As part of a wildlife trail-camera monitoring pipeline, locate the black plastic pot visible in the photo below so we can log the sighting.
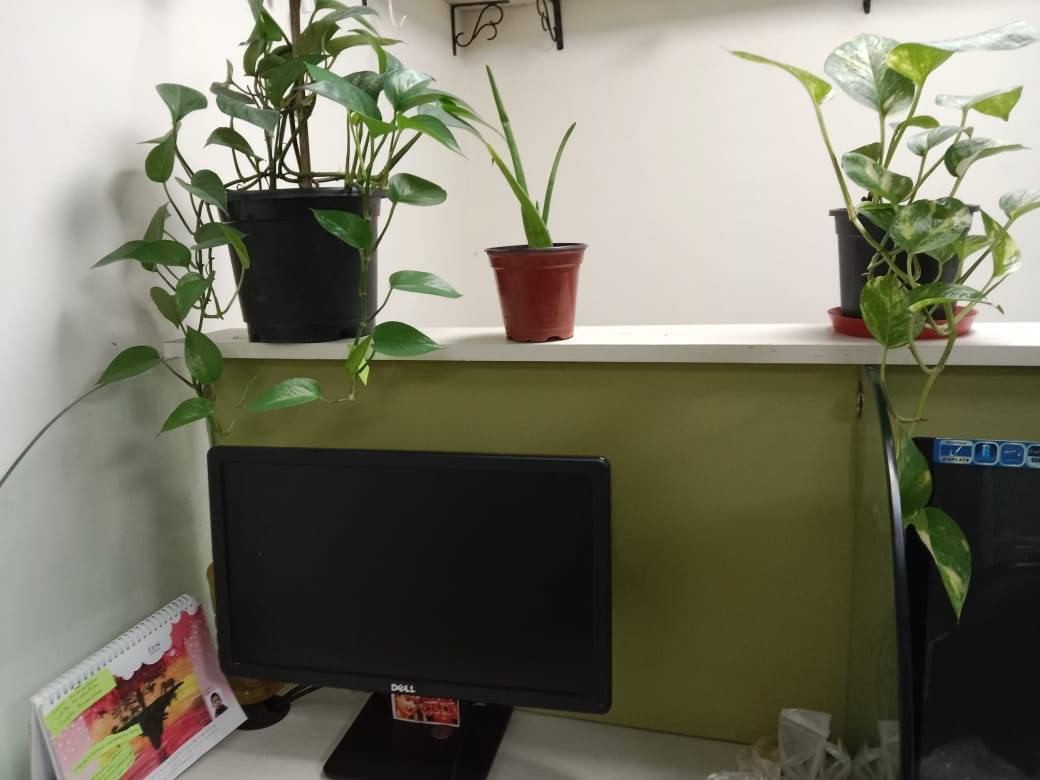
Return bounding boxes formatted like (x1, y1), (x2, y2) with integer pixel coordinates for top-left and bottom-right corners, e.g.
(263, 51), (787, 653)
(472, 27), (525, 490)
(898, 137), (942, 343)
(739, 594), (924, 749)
(226, 189), (380, 343)
(831, 208), (969, 318)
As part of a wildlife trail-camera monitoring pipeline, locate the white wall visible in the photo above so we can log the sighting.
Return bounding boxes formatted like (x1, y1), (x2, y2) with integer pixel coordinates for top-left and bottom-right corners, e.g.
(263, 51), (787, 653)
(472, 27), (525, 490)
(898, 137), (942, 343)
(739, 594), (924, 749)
(431, 0), (1040, 327)
(0, 1), (461, 773)
(0, 0), (463, 474)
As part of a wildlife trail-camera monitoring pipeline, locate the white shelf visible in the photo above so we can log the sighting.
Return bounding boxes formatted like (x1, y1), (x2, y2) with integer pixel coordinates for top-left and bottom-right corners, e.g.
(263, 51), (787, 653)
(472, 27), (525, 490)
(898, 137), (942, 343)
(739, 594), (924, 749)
(183, 688), (740, 779)
(164, 323), (1040, 367)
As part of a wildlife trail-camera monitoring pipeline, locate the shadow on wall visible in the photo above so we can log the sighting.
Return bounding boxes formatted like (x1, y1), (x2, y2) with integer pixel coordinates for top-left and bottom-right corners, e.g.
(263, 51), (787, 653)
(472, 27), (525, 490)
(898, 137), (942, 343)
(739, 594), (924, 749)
(0, 369), (212, 779)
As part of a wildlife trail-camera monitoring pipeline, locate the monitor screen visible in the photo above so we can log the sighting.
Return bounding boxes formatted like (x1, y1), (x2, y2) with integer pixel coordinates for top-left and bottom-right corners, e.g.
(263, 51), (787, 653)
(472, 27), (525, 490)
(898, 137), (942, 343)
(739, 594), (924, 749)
(208, 447), (612, 714)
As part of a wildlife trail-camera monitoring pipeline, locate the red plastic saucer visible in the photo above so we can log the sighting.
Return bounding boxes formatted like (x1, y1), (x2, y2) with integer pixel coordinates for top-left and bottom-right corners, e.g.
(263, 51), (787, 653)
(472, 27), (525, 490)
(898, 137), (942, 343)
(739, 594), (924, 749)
(828, 306), (976, 340)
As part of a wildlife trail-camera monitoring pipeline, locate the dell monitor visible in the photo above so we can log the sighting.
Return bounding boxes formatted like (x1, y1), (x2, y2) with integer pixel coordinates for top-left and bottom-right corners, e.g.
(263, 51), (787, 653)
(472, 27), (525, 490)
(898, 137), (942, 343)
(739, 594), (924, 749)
(208, 446), (612, 779)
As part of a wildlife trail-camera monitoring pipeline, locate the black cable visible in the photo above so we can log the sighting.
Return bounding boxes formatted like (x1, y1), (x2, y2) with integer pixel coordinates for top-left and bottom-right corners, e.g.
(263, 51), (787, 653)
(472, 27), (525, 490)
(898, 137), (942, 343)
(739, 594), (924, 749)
(274, 684), (322, 710)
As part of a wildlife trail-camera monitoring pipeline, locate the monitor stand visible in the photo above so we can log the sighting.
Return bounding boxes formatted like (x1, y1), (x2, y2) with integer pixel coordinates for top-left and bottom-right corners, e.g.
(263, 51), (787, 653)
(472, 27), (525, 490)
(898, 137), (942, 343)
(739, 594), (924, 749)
(323, 694), (513, 780)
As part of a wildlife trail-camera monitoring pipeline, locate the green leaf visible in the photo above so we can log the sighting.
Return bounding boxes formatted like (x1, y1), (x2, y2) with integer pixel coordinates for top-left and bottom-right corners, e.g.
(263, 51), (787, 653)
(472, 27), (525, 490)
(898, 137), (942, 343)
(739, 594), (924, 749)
(294, 19), (336, 57)
(890, 115), (940, 131)
(953, 234), (990, 261)
(266, 57), (322, 107)
(396, 113), (461, 154)
(372, 321), (442, 356)
(143, 205), (169, 242)
(184, 328), (223, 384)
(384, 68), (433, 110)
(145, 130), (176, 183)
(357, 114), (396, 138)
(156, 83), (207, 123)
(98, 346), (162, 385)
(150, 287), (183, 326)
(303, 63), (380, 119)
(906, 507), (972, 620)
(857, 203), (896, 232)
(176, 170), (227, 212)
(246, 0), (286, 41)
(849, 142), (883, 162)
(94, 240), (191, 268)
(160, 397), (215, 433)
(992, 233), (1022, 278)
(345, 336), (374, 377)
(345, 70), (386, 100)
(418, 103), (482, 139)
(194, 222), (250, 268)
(886, 43), (953, 85)
(327, 32), (399, 56)
(247, 378), (324, 412)
(389, 271), (461, 298)
(543, 122), (575, 224)
(175, 271), (211, 315)
(860, 274), (924, 348)
(216, 95), (279, 134)
(485, 142), (552, 248)
(242, 34), (266, 78)
(206, 127), (261, 159)
(210, 82), (255, 105)
(999, 188), (1040, 220)
(907, 125), (965, 157)
(930, 20), (1040, 52)
(944, 138), (1026, 177)
(889, 198), (972, 255)
(485, 65), (528, 194)
(936, 86), (1022, 121)
(895, 426), (932, 515)
(906, 282), (988, 312)
(981, 211), (1021, 277)
(730, 50), (832, 104)
(312, 209), (373, 250)
(824, 34), (914, 115)
(316, 2), (378, 32)
(387, 174), (447, 206)
(841, 152), (913, 202)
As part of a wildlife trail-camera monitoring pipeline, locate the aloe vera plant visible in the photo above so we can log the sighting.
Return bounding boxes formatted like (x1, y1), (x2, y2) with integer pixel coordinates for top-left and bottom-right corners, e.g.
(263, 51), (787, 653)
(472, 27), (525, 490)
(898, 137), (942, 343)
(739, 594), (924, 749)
(734, 20), (1040, 619)
(484, 66), (575, 248)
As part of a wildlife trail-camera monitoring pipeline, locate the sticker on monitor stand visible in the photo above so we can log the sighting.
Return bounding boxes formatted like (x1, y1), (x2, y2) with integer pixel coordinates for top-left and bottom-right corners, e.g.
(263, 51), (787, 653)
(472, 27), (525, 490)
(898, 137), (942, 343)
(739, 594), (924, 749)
(391, 694), (461, 728)
(934, 439), (1040, 469)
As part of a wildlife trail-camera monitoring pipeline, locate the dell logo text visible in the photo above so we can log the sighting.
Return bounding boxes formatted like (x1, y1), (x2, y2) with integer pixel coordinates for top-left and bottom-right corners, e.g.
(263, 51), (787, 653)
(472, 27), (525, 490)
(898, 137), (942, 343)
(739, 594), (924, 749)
(390, 683), (416, 694)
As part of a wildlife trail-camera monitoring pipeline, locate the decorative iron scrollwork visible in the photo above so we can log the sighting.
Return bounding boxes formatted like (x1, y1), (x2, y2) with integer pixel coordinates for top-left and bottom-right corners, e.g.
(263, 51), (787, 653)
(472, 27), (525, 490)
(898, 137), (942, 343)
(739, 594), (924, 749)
(536, 0), (564, 50)
(451, 2), (508, 56)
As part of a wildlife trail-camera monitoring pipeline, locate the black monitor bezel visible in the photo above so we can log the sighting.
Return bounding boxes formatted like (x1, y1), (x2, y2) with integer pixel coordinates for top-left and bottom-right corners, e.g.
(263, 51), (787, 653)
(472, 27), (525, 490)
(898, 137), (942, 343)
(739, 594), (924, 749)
(208, 445), (612, 714)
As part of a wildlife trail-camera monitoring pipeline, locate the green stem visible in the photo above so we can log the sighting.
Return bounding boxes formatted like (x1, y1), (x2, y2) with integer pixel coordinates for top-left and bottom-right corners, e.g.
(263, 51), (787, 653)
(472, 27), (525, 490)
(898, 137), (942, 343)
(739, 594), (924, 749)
(884, 86), (922, 168)
(162, 183), (194, 234)
(161, 360), (194, 389)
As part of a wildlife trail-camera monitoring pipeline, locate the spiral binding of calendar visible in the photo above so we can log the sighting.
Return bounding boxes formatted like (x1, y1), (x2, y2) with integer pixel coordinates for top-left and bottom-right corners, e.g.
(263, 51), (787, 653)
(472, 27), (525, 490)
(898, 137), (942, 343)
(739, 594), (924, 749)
(33, 594), (198, 709)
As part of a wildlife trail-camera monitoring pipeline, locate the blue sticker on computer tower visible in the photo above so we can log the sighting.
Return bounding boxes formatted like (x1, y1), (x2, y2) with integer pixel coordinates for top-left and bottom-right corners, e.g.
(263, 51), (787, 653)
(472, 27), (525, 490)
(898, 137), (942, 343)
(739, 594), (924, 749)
(934, 438), (1040, 469)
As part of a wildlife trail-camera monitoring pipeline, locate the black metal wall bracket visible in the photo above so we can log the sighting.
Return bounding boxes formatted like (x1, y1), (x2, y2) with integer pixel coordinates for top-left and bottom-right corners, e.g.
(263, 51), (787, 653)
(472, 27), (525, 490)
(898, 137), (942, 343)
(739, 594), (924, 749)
(450, 0), (564, 56)
(864, 0), (871, 13)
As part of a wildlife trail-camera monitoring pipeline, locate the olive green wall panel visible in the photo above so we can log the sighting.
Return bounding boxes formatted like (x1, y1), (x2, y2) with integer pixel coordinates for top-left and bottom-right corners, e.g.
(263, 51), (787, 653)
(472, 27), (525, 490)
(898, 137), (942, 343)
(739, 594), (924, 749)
(215, 360), (860, 744)
(212, 360), (1039, 744)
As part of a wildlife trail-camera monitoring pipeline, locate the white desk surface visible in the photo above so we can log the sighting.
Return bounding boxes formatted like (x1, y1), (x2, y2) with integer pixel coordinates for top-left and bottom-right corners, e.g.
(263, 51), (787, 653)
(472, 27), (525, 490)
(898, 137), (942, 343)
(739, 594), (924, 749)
(165, 323), (1040, 367)
(183, 689), (740, 779)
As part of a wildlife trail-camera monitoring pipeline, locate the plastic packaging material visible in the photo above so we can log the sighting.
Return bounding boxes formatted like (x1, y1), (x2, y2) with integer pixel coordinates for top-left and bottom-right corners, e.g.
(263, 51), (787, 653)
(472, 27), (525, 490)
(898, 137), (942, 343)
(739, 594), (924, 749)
(821, 740), (853, 780)
(709, 709), (852, 780)
(779, 709), (831, 779)
(850, 720), (901, 780)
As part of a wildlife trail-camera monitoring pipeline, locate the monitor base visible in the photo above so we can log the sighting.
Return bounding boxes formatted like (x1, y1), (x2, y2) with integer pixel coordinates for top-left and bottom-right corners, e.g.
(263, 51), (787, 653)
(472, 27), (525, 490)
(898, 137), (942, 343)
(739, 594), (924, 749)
(323, 694), (512, 780)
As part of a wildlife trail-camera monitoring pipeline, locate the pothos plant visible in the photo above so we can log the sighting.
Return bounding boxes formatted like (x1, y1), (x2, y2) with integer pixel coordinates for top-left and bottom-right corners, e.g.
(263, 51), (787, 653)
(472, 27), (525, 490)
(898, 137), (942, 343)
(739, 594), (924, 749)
(733, 20), (1040, 619)
(92, 0), (477, 434)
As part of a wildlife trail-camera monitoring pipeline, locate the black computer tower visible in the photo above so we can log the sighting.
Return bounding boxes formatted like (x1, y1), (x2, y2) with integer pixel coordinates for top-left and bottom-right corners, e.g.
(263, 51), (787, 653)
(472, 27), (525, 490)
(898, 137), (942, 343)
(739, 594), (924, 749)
(909, 438), (1040, 779)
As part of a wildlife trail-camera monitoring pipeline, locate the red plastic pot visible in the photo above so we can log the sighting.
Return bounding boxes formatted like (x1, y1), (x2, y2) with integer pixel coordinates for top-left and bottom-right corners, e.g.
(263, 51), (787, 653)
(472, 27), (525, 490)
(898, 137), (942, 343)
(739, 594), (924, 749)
(828, 306), (977, 339)
(487, 243), (585, 342)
